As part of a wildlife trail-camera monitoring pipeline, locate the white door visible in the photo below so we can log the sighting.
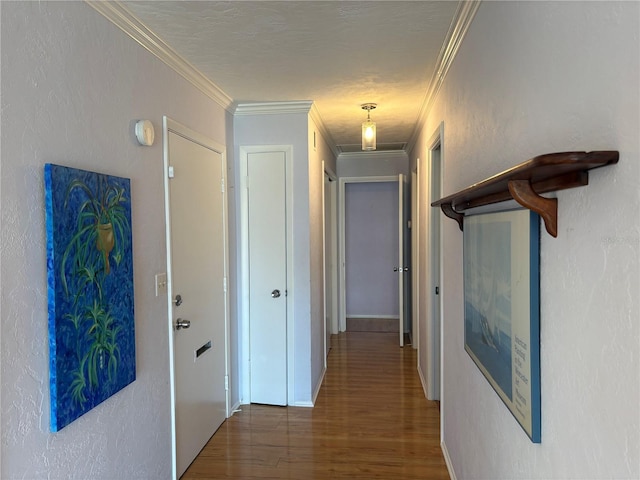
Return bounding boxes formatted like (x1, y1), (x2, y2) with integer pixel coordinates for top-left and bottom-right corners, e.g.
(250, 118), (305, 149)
(323, 170), (332, 358)
(429, 145), (442, 400)
(411, 170), (419, 350)
(247, 151), (287, 405)
(398, 174), (405, 347)
(166, 125), (228, 478)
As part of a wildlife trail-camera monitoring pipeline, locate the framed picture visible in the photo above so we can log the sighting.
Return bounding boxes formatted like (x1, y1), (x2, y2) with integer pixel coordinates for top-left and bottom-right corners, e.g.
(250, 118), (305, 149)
(463, 208), (541, 442)
(45, 164), (136, 432)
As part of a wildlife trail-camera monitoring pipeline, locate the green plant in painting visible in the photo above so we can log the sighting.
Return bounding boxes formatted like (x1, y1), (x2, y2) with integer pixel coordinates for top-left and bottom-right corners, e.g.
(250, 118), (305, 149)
(60, 174), (129, 407)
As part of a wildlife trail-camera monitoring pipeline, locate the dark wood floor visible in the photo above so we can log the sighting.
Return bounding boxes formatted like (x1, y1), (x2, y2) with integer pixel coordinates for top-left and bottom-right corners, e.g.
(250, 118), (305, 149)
(182, 332), (450, 479)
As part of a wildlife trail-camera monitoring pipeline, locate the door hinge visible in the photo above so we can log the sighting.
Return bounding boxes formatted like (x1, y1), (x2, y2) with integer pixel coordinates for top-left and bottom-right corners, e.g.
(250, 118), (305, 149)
(221, 177), (225, 193)
(224, 375), (229, 391)
(168, 165), (175, 178)
(223, 277), (228, 293)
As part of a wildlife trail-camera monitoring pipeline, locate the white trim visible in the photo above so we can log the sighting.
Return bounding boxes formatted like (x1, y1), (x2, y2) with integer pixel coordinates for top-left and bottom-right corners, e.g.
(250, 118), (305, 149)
(162, 116), (230, 480)
(324, 166), (339, 336)
(311, 366), (326, 406)
(87, 1), (233, 111)
(406, 0), (481, 152)
(234, 101), (313, 116)
(293, 401), (314, 408)
(229, 400), (243, 416)
(239, 145), (295, 406)
(441, 441), (458, 480)
(426, 123), (444, 402)
(411, 169), (419, 351)
(235, 101), (339, 158)
(417, 362), (429, 399)
(338, 175), (400, 332)
(322, 161), (327, 368)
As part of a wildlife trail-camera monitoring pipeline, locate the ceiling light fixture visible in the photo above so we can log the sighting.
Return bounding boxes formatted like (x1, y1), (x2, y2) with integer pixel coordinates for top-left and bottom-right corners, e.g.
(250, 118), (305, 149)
(361, 103), (377, 151)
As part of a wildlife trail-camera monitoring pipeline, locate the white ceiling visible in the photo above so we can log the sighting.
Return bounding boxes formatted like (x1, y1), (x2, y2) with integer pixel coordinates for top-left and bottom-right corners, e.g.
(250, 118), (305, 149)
(121, 1), (461, 153)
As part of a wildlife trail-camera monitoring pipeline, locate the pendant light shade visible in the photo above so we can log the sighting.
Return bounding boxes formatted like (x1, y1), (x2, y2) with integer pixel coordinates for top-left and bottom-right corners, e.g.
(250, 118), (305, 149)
(361, 103), (377, 151)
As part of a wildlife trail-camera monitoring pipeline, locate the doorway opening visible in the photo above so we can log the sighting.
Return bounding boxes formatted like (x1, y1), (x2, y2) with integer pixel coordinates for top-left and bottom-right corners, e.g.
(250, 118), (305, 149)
(338, 175), (410, 347)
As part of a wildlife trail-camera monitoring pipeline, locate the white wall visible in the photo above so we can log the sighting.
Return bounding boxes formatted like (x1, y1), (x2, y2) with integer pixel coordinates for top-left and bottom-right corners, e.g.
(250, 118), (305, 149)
(0, 2), (231, 478)
(308, 116), (336, 397)
(337, 150), (409, 178)
(410, 1), (639, 478)
(234, 110), (335, 405)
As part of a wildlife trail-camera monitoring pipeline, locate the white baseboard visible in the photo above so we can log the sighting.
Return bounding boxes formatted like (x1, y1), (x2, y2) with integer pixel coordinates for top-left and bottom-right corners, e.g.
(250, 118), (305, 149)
(417, 363), (429, 398)
(311, 366), (326, 405)
(441, 440), (457, 480)
(293, 400), (314, 407)
(229, 400), (243, 416)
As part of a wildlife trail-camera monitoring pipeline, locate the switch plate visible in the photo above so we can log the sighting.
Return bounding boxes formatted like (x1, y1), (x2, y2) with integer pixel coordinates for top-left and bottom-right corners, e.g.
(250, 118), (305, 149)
(155, 273), (167, 297)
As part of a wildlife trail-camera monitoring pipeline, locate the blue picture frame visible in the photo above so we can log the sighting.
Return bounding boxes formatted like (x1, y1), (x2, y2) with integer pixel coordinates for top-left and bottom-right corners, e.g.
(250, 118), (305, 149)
(44, 164), (136, 432)
(463, 208), (541, 442)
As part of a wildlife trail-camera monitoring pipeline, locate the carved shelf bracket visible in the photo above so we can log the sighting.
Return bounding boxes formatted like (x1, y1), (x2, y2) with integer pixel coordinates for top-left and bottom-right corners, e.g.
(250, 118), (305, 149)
(441, 203), (464, 231)
(431, 151), (619, 237)
(508, 180), (558, 237)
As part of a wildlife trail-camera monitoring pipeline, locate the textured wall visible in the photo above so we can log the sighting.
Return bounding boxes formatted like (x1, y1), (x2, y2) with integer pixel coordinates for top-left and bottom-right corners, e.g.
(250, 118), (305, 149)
(410, 1), (639, 478)
(308, 116), (337, 399)
(233, 112), (313, 405)
(1, 2), (228, 478)
(337, 150), (409, 178)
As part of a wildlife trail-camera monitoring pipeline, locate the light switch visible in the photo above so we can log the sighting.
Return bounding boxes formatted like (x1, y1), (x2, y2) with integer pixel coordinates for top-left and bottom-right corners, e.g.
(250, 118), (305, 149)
(155, 273), (167, 297)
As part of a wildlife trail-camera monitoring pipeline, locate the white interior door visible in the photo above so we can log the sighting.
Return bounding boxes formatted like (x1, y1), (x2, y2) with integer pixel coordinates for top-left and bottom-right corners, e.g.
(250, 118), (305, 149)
(429, 145), (442, 400)
(323, 169), (333, 359)
(247, 151), (287, 406)
(411, 170), (419, 350)
(166, 124), (228, 478)
(398, 174), (405, 347)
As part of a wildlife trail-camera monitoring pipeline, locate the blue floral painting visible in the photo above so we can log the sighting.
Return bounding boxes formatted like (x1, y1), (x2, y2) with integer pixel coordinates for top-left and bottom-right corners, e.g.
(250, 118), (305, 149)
(45, 164), (135, 432)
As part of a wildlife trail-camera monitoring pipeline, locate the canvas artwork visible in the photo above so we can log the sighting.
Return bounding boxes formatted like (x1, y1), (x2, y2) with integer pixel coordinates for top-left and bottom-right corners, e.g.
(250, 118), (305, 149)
(45, 164), (136, 432)
(463, 208), (541, 442)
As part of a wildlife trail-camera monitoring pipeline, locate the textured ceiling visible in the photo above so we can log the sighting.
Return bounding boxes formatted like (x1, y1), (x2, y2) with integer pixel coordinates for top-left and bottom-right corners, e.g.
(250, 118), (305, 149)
(122, 1), (460, 152)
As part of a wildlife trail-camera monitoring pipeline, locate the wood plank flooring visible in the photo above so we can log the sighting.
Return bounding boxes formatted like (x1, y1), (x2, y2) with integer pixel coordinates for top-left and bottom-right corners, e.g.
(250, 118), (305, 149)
(182, 332), (450, 479)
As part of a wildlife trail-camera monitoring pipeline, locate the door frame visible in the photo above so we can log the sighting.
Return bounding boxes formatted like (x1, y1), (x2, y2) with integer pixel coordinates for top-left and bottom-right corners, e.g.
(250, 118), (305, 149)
(411, 169), (419, 351)
(338, 175), (399, 333)
(239, 145), (295, 405)
(426, 122), (444, 401)
(322, 162), (338, 366)
(162, 116), (231, 480)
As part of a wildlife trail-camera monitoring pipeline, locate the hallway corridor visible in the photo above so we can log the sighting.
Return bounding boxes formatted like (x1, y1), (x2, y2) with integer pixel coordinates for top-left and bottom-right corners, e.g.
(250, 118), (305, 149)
(182, 332), (450, 479)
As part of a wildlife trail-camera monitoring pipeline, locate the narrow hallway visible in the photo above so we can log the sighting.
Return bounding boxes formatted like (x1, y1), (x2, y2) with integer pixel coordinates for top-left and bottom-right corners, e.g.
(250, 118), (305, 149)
(183, 332), (449, 479)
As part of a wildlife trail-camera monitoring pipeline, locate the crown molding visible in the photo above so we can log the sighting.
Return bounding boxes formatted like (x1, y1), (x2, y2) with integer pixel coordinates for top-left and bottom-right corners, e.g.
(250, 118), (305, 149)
(235, 101), (339, 158)
(406, 0), (481, 153)
(233, 101), (313, 116)
(85, 0), (234, 112)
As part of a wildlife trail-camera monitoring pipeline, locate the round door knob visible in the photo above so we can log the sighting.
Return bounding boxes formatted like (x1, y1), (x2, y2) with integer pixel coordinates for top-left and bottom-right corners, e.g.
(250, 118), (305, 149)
(271, 289), (281, 298)
(175, 318), (191, 330)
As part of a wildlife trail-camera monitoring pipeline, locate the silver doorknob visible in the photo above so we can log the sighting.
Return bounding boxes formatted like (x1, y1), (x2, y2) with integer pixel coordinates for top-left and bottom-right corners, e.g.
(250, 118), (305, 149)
(175, 318), (191, 330)
(271, 289), (281, 298)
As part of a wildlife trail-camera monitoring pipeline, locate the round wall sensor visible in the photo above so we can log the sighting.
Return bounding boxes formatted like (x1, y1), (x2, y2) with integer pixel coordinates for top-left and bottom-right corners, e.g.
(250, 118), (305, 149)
(135, 120), (155, 146)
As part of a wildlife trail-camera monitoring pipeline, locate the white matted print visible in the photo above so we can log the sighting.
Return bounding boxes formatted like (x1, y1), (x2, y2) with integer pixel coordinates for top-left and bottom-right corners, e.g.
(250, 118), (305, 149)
(464, 208), (541, 442)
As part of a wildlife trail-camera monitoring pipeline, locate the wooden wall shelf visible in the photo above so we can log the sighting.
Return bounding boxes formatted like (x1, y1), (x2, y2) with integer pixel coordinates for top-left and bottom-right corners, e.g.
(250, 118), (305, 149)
(431, 151), (619, 237)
